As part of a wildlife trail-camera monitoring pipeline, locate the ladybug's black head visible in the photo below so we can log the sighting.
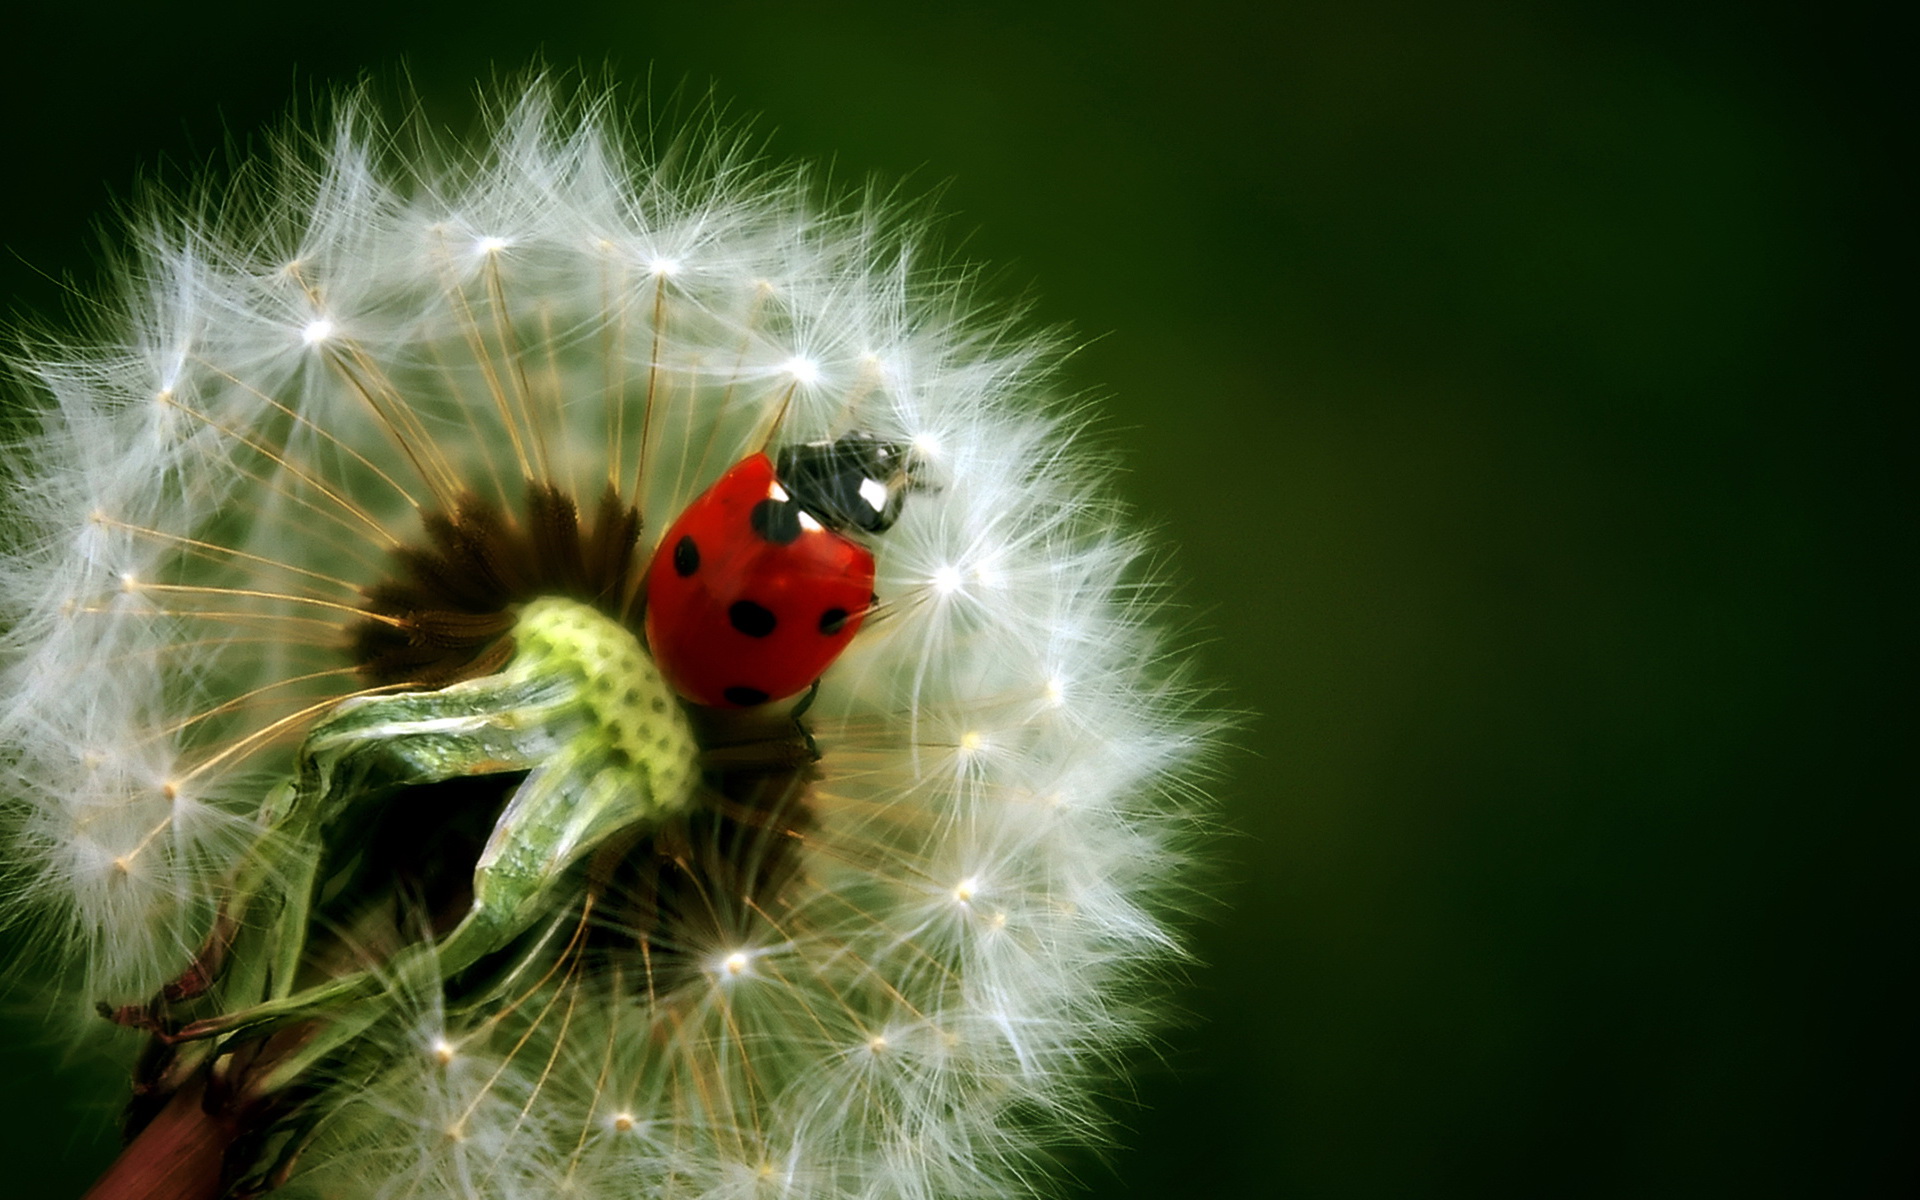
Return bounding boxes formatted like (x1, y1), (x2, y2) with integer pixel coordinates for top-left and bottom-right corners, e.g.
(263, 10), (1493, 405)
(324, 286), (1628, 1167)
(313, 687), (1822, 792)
(775, 434), (918, 535)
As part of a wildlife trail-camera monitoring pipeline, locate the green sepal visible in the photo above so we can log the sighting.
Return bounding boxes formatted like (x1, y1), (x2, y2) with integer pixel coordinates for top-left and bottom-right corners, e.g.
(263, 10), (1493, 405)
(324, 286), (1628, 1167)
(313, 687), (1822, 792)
(181, 597), (700, 1056)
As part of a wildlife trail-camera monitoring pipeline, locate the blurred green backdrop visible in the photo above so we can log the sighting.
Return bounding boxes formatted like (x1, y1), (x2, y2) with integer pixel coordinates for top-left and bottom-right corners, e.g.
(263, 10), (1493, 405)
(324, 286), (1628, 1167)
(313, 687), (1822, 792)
(1, 1), (1904, 1196)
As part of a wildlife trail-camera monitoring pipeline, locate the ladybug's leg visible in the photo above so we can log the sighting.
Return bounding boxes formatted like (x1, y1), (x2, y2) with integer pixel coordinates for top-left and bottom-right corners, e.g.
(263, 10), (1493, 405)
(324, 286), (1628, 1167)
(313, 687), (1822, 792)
(790, 679), (821, 762)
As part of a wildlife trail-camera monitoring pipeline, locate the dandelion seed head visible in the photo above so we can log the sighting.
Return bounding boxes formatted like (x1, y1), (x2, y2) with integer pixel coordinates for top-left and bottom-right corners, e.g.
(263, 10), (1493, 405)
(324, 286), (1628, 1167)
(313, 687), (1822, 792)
(0, 76), (1217, 1200)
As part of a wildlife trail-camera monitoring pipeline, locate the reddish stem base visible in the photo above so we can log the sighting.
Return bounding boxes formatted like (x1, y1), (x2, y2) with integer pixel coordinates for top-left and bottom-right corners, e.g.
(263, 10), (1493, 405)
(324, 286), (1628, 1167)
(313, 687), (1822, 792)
(82, 1077), (243, 1200)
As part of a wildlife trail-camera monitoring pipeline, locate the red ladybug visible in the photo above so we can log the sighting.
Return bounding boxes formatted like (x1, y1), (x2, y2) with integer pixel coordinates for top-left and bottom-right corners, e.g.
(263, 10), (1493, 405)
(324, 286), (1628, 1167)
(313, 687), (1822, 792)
(643, 434), (916, 708)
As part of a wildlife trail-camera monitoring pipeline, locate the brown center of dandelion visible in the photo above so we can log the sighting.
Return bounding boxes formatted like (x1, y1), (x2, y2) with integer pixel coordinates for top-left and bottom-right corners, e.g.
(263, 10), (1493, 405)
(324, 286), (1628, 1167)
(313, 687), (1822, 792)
(349, 481), (645, 686)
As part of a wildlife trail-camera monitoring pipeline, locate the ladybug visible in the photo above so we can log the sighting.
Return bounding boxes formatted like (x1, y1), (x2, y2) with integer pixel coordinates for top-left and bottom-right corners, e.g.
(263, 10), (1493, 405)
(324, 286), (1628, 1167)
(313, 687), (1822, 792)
(643, 433), (916, 708)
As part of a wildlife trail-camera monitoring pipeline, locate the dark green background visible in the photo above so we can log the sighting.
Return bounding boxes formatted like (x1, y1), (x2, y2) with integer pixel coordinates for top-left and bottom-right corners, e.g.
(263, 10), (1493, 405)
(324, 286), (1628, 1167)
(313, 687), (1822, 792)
(1, 1), (1906, 1196)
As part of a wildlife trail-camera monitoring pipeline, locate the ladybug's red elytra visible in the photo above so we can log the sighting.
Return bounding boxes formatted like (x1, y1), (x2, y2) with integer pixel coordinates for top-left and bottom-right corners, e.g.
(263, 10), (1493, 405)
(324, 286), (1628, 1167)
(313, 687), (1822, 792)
(643, 434), (916, 708)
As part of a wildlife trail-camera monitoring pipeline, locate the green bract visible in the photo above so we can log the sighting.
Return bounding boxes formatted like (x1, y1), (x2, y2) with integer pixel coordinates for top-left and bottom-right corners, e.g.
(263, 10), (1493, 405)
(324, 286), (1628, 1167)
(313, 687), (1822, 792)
(122, 599), (701, 1106)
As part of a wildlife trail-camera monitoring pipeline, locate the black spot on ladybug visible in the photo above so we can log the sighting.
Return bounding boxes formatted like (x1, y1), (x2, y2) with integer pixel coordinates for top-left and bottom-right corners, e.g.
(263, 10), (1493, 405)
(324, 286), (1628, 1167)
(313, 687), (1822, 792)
(724, 685), (770, 707)
(818, 607), (848, 635)
(750, 499), (802, 545)
(729, 600), (777, 637)
(672, 535), (700, 576)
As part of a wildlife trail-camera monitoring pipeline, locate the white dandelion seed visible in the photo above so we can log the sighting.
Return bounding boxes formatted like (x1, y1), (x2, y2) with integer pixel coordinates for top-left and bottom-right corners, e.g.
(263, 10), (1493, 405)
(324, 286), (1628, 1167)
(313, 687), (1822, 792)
(0, 79), (1215, 1199)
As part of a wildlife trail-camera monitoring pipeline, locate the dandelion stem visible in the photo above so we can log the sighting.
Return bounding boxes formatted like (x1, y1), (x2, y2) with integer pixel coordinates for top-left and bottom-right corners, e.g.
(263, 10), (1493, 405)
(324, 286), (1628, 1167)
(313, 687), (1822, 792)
(79, 1076), (243, 1200)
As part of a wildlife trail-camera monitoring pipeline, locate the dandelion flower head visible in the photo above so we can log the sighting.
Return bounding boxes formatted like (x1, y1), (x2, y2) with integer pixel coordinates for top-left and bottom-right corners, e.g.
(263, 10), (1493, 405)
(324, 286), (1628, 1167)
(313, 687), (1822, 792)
(0, 81), (1211, 1198)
